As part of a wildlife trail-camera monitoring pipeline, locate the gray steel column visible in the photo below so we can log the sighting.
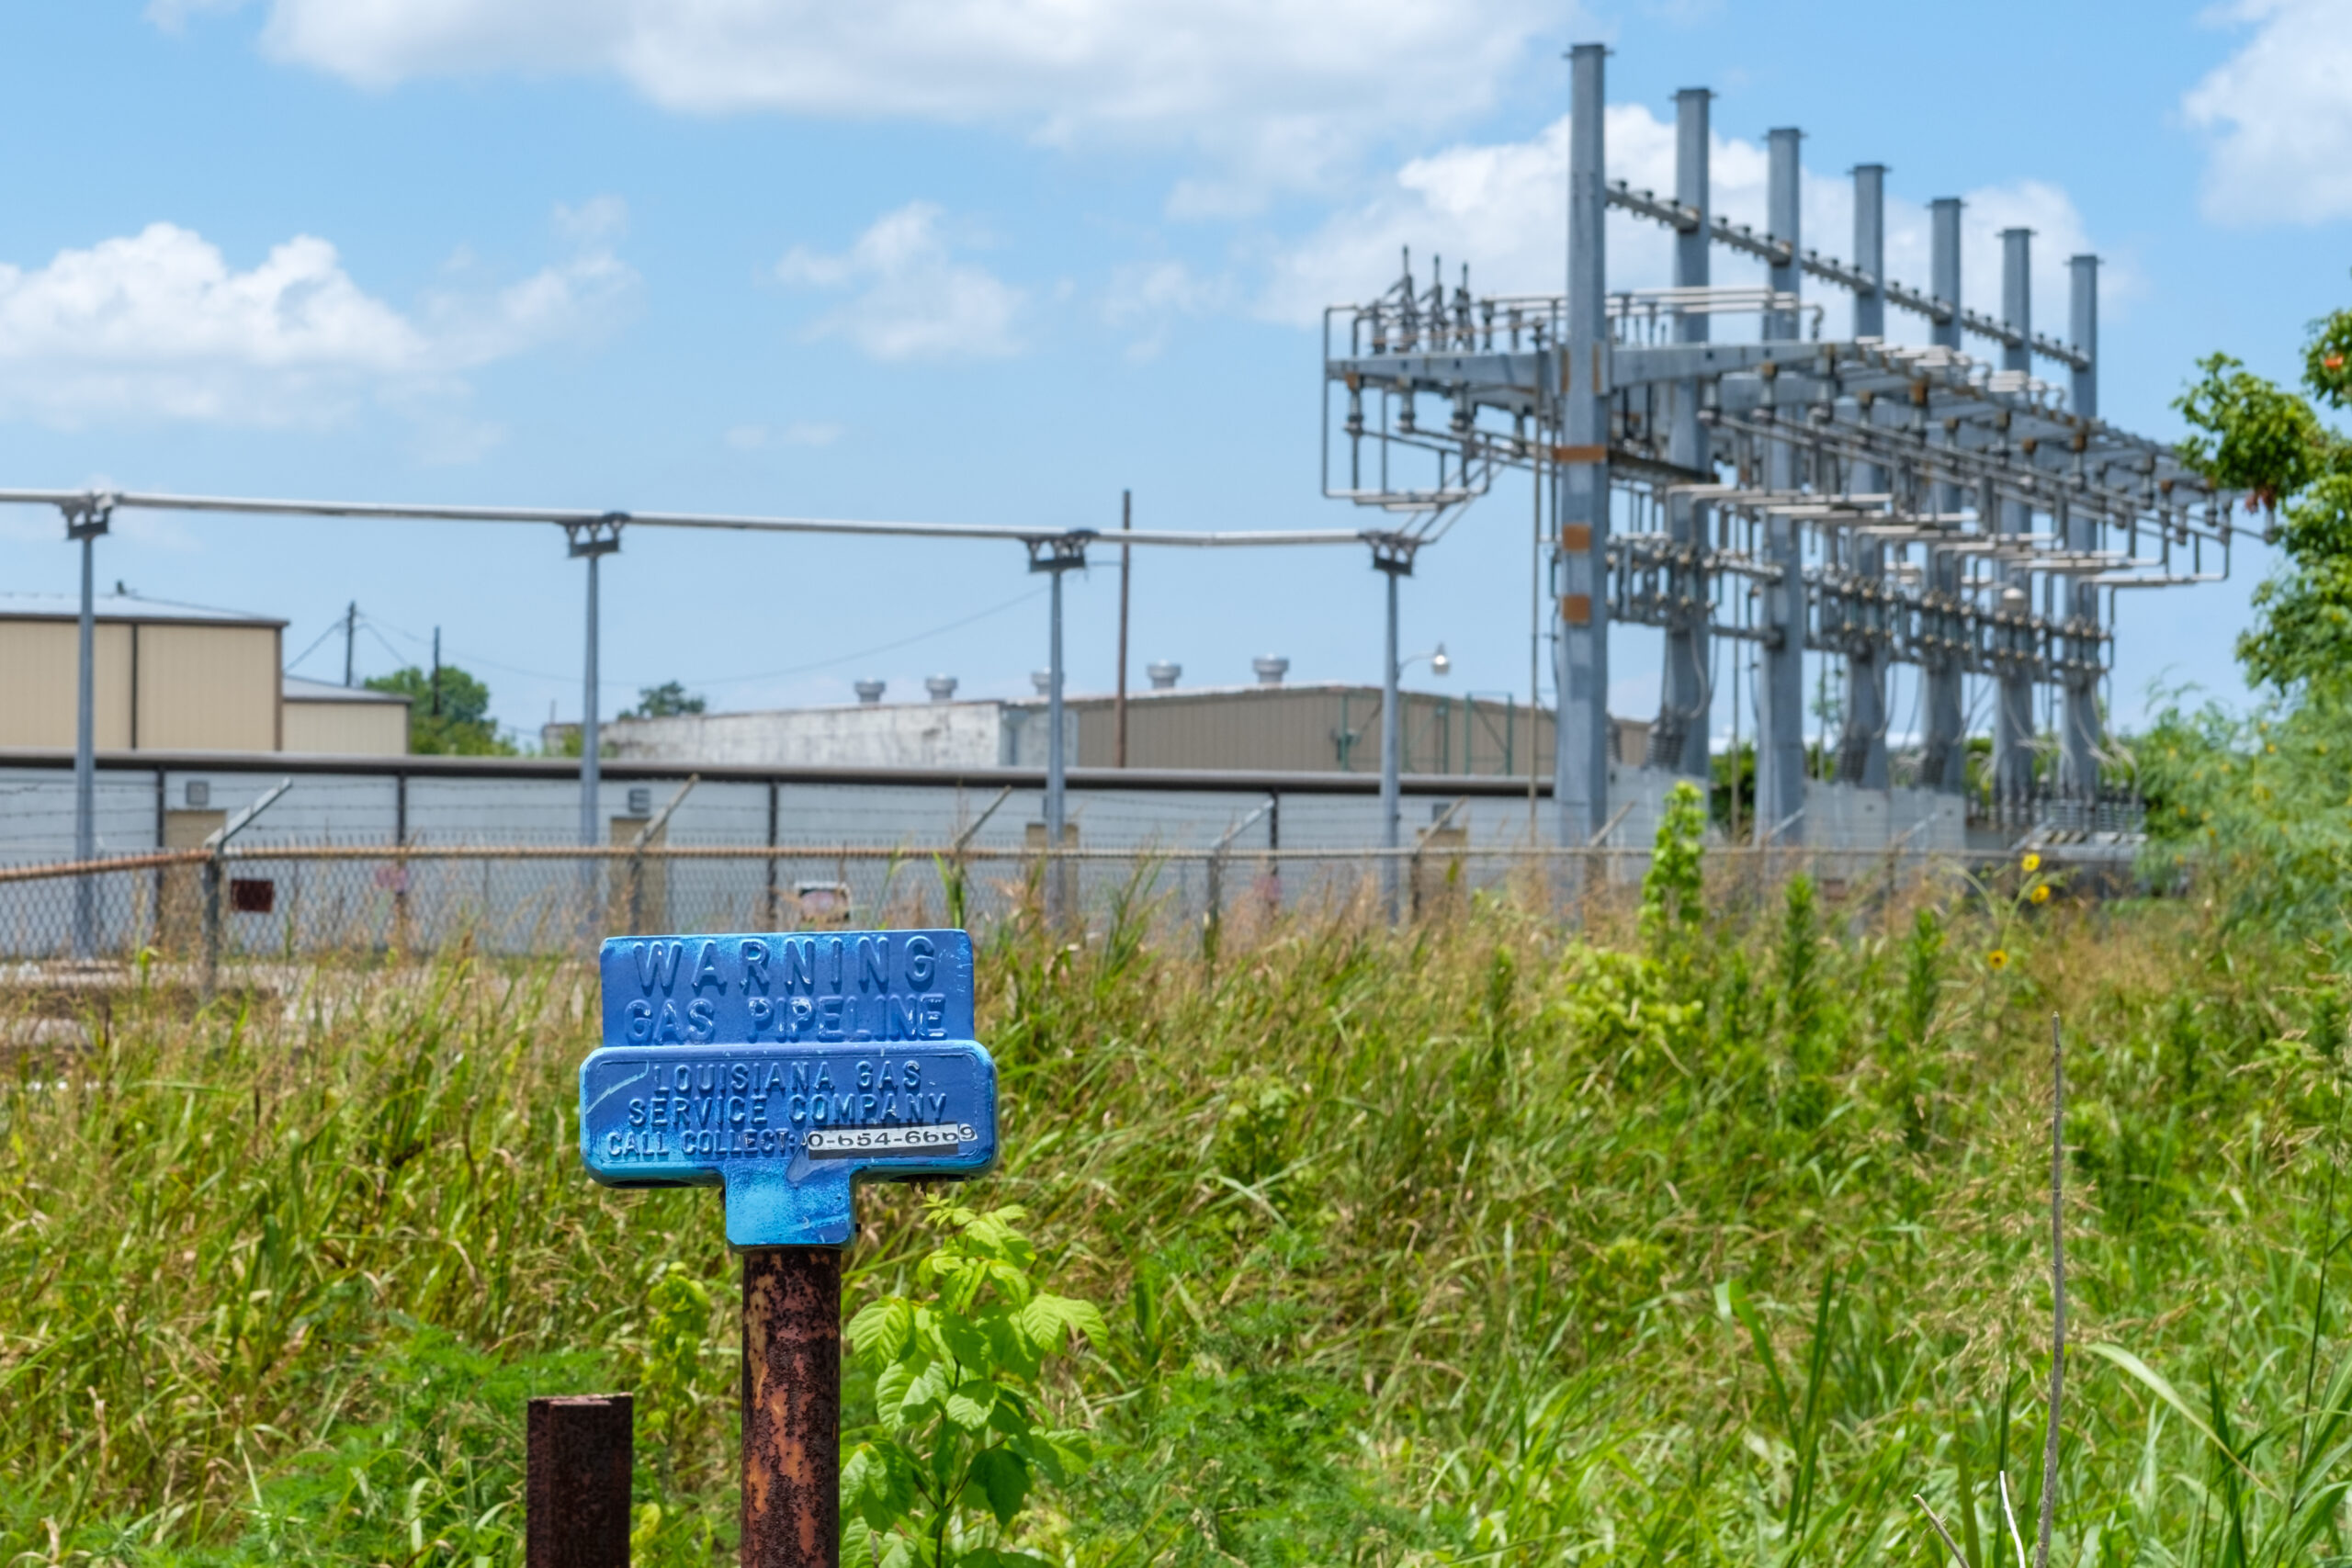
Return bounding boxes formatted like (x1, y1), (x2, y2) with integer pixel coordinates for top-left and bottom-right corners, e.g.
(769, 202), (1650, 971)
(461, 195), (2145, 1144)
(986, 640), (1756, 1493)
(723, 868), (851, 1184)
(568, 517), (622, 931)
(1653, 85), (1713, 780)
(1839, 164), (1890, 788)
(1754, 126), (1808, 844)
(1046, 563), (1066, 868)
(1379, 559), (1402, 918)
(581, 552), (603, 848)
(73, 520), (100, 957)
(1030, 536), (1083, 924)
(1996, 228), (2037, 809)
(2068, 254), (2098, 423)
(2063, 254), (2103, 799)
(1555, 41), (1611, 845)
(1921, 197), (1967, 793)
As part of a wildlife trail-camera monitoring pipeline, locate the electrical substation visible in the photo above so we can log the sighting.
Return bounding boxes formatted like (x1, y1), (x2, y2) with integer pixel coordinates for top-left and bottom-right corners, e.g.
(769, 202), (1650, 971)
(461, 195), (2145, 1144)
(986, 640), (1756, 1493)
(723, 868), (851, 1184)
(1323, 45), (2238, 852)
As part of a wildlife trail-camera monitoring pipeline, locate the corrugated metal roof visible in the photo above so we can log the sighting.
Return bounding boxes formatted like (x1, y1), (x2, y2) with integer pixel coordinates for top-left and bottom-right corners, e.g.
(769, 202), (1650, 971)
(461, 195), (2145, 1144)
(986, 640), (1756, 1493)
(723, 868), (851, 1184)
(0, 592), (286, 628)
(283, 675), (410, 705)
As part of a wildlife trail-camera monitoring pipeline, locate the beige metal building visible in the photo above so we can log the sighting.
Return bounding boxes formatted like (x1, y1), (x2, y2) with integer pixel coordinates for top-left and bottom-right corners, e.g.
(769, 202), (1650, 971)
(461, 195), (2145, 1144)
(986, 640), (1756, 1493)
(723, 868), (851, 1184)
(572, 672), (1646, 778)
(281, 675), (413, 755)
(1040, 682), (1557, 775)
(0, 594), (407, 757)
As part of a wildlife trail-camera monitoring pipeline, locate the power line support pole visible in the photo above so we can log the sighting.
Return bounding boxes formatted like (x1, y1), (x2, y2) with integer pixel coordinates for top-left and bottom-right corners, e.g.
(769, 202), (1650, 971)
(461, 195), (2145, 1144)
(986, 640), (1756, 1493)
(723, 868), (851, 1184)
(567, 514), (625, 934)
(1374, 536), (1414, 919)
(1996, 229), (2038, 815)
(1028, 534), (1087, 927)
(65, 494), (112, 960)
(1556, 40), (1611, 851)
(1653, 85), (1713, 781)
(1839, 163), (1891, 790)
(1922, 197), (1969, 795)
(2064, 254), (2103, 805)
(344, 600), (357, 687)
(1754, 127), (1808, 846)
(1115, 490), (1131, 768)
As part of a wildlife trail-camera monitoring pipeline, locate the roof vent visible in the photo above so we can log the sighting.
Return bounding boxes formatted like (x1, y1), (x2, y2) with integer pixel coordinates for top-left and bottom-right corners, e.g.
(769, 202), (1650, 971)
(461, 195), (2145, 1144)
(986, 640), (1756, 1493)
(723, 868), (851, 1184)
(854, 679), (887, 705)
(1031, 669), (1054, 696)
(1251, 655), (1289, 687)
(925, 675), (958, 704)
(1147, 660), (1181, 690)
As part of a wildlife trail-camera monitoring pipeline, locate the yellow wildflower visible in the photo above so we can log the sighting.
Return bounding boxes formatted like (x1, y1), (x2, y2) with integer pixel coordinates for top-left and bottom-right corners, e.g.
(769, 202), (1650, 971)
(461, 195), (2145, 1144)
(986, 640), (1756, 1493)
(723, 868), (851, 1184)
(2030, 884), (2051, 905)
(2020, 852), (2042, 873)
(1988, 950), (2010, 971)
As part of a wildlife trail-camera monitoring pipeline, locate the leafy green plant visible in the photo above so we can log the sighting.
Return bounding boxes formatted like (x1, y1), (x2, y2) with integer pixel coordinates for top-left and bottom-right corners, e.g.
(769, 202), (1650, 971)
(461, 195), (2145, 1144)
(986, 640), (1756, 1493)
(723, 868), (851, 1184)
(1640, 779), (1707, 956)
(842, 1201), (1105, 1568)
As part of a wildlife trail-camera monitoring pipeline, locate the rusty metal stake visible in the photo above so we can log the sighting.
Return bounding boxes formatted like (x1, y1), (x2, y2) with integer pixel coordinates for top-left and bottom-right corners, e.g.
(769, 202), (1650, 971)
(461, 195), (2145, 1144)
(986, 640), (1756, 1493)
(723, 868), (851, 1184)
(741, 1246), (842, 1568)
(527, 1393), (633, 1568)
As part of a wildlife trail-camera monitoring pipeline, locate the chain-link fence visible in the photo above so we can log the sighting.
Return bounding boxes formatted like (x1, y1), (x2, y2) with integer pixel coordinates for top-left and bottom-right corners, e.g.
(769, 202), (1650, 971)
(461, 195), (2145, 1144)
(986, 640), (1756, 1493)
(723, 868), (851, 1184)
(0, 834), (2060, 974)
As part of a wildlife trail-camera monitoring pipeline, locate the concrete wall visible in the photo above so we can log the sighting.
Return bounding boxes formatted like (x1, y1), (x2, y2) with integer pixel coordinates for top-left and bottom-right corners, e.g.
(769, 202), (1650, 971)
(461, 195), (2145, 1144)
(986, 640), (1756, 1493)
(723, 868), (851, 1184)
(584, 701), (1081, 772)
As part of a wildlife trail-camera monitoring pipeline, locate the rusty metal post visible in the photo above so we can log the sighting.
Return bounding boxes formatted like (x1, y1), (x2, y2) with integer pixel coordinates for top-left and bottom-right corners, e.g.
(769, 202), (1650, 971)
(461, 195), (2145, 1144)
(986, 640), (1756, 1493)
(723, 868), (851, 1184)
(527, 1393), (633, 1568)
(741, 1246), (842, 1568)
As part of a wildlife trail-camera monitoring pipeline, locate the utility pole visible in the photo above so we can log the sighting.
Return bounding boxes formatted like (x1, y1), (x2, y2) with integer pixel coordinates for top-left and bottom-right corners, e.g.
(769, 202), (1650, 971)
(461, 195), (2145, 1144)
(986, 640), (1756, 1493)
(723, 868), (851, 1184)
(1115, 490), (1131, 768)
(66, 495), (111, 961)
(1029, 536), (1086, 925)
(431, 626), (442, 717)
(344, 601), (358, 687)
(568, 515), (624, 935)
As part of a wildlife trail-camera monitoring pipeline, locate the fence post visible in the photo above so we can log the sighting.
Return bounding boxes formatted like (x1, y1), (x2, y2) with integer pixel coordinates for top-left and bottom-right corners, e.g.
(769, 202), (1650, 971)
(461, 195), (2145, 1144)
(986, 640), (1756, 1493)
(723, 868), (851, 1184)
(526, 1393), (633, 1568)
(202, 850), (222, 998)
(1203, 848), (1223, 964)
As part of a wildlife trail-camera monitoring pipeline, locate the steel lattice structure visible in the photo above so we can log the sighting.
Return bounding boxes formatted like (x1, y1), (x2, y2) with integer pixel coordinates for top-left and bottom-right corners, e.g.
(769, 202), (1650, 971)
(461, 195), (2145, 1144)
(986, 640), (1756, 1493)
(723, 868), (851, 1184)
(1321, 52), (2240, 848)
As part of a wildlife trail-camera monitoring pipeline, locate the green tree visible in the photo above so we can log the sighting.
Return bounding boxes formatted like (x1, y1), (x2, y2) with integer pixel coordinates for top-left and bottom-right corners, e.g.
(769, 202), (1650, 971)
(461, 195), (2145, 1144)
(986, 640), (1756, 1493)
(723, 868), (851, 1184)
(363, 665), (514, 755)
(2174, 303), (2352, 694)
(625, 682), (707, 719)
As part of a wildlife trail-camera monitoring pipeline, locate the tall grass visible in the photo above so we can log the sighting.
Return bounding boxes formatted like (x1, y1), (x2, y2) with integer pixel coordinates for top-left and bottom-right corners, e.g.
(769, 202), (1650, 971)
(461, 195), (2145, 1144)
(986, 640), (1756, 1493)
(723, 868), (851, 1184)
(0, 868), (2346, 1567)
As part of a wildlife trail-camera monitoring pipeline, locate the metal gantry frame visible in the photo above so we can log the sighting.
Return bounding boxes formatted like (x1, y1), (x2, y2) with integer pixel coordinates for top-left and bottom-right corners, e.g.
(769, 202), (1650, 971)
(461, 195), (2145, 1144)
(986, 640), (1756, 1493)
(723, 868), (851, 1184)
(1319, 42), (2239, 846)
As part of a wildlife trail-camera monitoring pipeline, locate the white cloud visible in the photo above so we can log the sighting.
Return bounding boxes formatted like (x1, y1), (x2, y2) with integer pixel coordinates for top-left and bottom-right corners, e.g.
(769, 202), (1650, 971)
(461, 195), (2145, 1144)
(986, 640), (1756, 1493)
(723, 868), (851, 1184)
(1265, 106), (2130, 362)
(0, 202), (635, 428)
(777, 204), (1023, 362)
(2183, 0), (2352, 224)
(220, 0), (1564, 208)
(1102, 259), (1232, 362)
(725, 419), (842, 449)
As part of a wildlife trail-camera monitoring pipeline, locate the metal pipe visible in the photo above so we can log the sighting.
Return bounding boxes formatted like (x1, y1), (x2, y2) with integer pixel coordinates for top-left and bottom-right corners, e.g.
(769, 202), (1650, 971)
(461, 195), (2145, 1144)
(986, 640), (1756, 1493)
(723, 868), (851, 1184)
(1046, 560), (1067, 924)
(1755, 127), (1808, 844)
(1555, 40), (1611, 849)
(73, 527), (96, 959)
(740, 1247), (841, 1568)
(2002, 228), (2035, 375)
(1851, 165), (1887, 341)
(1656, 85), (1713, 781)
(1930, 199), (1963, 352)
(1380, 563), (1402, 919)
(1998, 229), (2038, 806)
(2064, 254), (2103, 798)
(1924, 197), (1968, 794)
(1114, 489), (1131, 767)
(582, 549), (602, 852)
(0, 488), (1369, 550)
(2068, 254), (2099, 423)
(1841, 164), (1891, 789)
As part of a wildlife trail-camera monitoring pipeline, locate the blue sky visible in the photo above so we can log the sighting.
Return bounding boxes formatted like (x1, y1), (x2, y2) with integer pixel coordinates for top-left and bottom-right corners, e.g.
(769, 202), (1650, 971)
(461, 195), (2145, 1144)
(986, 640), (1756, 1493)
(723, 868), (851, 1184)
(0, 0), (2344, 745)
